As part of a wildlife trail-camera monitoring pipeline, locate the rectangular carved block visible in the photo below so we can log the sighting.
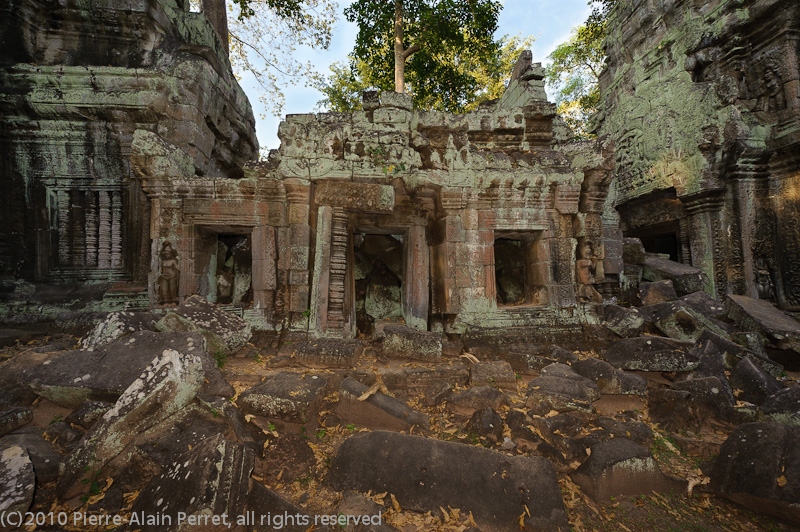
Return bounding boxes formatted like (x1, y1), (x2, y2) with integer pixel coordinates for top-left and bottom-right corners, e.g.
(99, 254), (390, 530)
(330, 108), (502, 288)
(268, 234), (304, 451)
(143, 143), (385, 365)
(314, 181), (395, 213)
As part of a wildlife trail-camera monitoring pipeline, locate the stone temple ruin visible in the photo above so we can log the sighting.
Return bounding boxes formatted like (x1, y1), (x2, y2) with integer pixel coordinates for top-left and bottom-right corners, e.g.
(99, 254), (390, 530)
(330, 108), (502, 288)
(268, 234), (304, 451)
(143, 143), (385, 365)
(596, 0), (800, 310)
(0, 0), (616, 342)
(1, 0), (800, 529)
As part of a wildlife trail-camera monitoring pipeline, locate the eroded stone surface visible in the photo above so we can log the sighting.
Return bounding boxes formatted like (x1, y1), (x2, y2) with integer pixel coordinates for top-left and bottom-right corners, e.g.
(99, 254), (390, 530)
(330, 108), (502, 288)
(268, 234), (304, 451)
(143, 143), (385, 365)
(0, 407), (33, 438)
(238, 372), (328, 423)
(711, 423), (800, 526)
(337, 377), (429, 432)
(603, 336), (698, 372)
(156, 295), (252, 355)
(57, 348), (204, 499)
(25, 330), (230, 408)
(81, 311), (158, 350)
(127, 434), (254, 532)
(0, 445), (34, 514)
(382, 325), (443, 361)
(328, 431), (569, 532)
(572, 438), (685, 501)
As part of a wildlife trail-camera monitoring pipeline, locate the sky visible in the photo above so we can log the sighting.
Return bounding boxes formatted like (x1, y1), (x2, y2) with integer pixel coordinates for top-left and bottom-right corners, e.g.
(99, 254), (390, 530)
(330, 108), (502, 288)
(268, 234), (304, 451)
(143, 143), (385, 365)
(238, 0), (593, 152)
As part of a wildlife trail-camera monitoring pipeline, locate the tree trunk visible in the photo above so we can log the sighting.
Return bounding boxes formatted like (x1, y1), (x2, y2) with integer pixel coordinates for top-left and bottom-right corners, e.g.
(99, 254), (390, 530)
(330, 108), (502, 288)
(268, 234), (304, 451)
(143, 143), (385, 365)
(394, 0), (404, 92)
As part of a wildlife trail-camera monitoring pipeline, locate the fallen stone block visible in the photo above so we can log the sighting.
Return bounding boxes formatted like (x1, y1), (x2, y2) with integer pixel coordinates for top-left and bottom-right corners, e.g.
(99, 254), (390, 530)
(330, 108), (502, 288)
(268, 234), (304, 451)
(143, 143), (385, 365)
(328, 431), (569, 532)
(591, 416), (653, 447)
(0, 428), (62, 484)
(25, 331), (231, 409)
(692, 330), (783, 378)
(643, 256), (707, 295)
(604, 305), (647, 338)
(648, 389), (700, 431)
(403, 365), (470, 394)
(447, 386), (508, 416)
(42, 421), (81, 453)
(572, 438), (685, 501)
(247, 482), (313, 532)
(725, 295), (800, 353)
(126, 434), (254, 532)
(674, 376), (738, 424)
(710, 422), (800, 526)
(730, 358), (782, 406)
(0, 408), (32, 438)
(650, 301), (730, 342)
(678, 291), (727, 320)
(603, 336), (698, 372)
(239, 372), (328, 424)
(80, 310), (158, 350)
(760, 387), (800, 426)
(622, 238), (646, 265)
(156, 294), (252, 355)
(571, 357), (647, 396)
(527, 364), (600, 414)
(0, 445), (35, 515)
(424, 380), (452, 406)
(288, 338), (363, 368)
(638, 280), (678, 305)
(465, 407), (504, 443)
(469, 360), (517, 389)
(337, 377), (429, 432)
(337, 491), (399, 532)
(64, 401), (114, 430)
(57, 347), (204, 499)
(382, 325), (442, 361)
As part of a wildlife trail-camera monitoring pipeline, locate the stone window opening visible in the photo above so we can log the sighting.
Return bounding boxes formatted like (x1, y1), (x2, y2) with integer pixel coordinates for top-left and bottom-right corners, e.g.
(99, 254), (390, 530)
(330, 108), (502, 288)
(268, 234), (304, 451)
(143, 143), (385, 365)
(203, 232), (252, 307)
(353, 232), (404, 337)
(628, 225), (681, 263)
(494, 232), (548, 308)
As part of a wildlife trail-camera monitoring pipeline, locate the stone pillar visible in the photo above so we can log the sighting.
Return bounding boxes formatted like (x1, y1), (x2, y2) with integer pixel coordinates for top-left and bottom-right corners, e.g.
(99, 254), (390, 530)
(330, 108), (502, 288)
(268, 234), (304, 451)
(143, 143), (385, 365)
(402, 224), (429, 331)
(683, 194), (725, 297)
(733, 178), (762, 298)
(310, 205), (332, 337)
(251, 225), (276, 323)
(772, 171), (800, 309)
(284, 182), (311, 330)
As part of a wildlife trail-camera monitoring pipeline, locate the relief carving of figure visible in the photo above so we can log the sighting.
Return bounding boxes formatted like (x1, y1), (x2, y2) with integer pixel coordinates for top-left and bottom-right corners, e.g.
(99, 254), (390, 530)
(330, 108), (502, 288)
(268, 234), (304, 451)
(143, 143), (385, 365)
(576, 241), (603, 304)
(757, 64), (786, 112)
(158, 241), (179, 305)
(755, 257), (775, 301)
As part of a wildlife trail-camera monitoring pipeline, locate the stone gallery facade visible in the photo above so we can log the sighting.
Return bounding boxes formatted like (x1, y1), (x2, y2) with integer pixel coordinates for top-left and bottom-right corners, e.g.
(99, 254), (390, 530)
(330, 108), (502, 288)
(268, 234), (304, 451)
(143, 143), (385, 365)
(596, 0), (800, 310)
(1, 0), (797, 337)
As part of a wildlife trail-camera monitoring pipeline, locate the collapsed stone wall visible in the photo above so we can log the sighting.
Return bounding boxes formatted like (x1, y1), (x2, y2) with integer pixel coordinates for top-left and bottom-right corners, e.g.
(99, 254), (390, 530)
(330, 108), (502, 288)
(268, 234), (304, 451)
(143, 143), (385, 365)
(141, 55), (615, 337)
(597, 0), (800, 309)
(0, 0), (258, 285)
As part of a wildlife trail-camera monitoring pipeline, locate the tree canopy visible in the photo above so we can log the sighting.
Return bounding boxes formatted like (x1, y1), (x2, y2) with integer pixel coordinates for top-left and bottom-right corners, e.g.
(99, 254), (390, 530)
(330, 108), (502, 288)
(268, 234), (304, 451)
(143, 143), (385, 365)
(223, 0), (337, 116)
(543, 0), (616, 138)
(315, 34), (534, 113)
(342, 0), (504, 113)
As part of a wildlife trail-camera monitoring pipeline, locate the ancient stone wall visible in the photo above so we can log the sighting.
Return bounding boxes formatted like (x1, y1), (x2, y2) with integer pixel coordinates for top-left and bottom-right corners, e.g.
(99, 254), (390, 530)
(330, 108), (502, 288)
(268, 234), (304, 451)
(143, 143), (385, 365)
(0, 0), (258, 285)
(597, 0), (800, 308)
(143, 56), (614, 337)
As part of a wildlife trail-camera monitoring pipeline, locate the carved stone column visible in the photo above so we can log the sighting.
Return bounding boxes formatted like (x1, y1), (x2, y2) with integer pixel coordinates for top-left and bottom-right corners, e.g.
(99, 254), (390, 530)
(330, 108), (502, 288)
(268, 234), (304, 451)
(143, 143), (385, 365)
(683, 193), (726, 298)
(402, 224), (430, 331)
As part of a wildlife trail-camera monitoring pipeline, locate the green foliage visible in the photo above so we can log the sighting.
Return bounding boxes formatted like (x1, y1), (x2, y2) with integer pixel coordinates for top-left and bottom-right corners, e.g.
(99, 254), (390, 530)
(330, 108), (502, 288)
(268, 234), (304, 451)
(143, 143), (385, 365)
(340, 0), (504, 113)
(79, 455), (104, 503)
(545, 22), (604, 139)
(49, 414), (63, 425)
(223, 0), (338, 115)
(214, 350), (228, 368)
(315, 34), (534, 113)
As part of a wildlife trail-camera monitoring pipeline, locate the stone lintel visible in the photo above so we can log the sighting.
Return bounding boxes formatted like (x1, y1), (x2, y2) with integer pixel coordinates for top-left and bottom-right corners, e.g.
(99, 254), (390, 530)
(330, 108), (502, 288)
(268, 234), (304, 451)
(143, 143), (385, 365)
(314, 181), (395, 213)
